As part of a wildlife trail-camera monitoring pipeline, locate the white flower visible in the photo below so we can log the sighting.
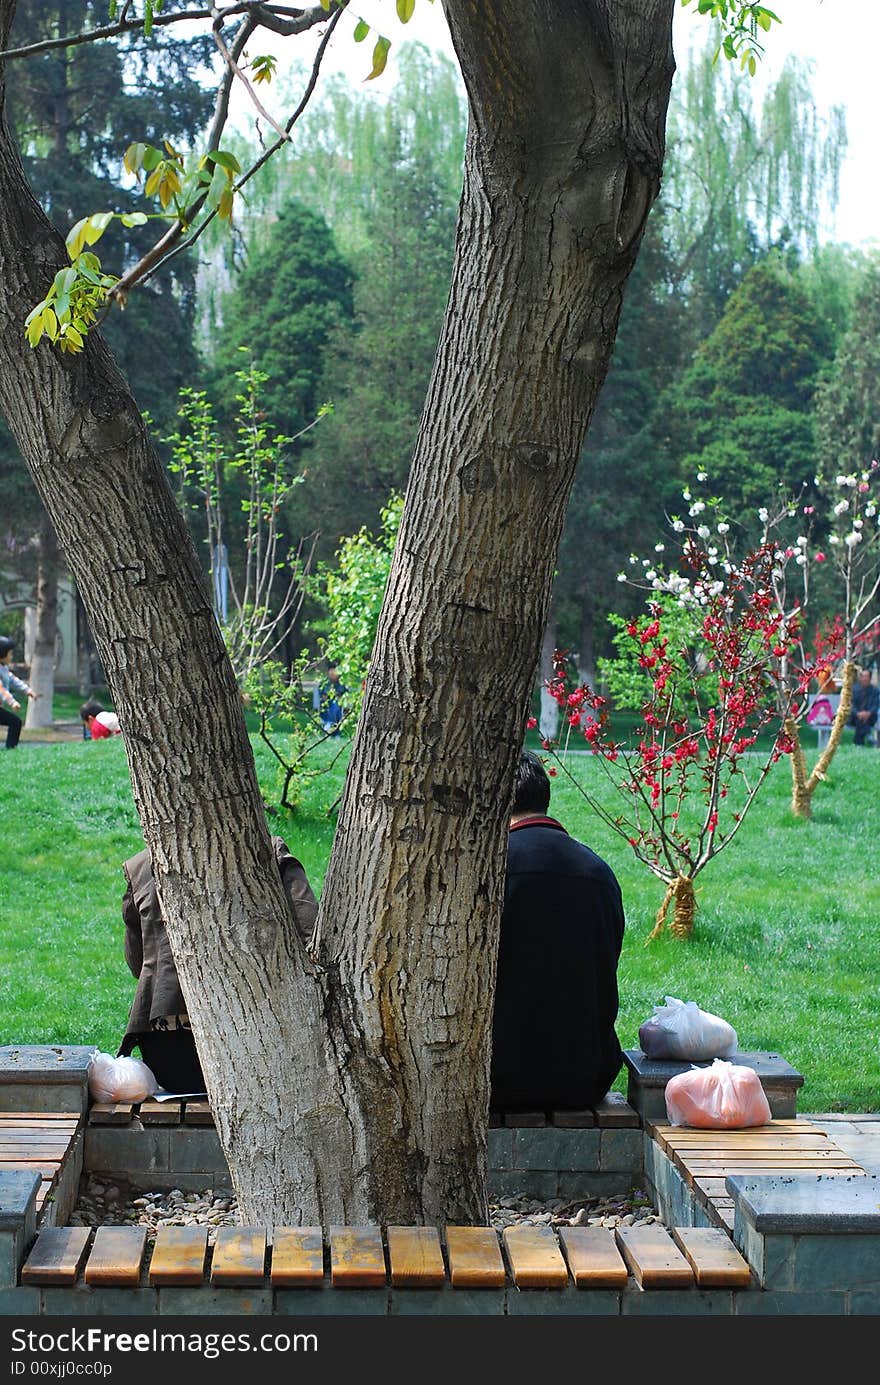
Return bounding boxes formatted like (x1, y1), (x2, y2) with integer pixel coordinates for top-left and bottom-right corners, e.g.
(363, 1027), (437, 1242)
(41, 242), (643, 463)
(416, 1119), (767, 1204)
(672, 519), (685, 533)
(796, 553), (807, 566)
(709, 581), (724, 596)
(642, 558), (651, 567)
(829, 534), (840, 545)
(866, 505), (877, 518)
(629, 554), (638, 565)
(813, 475), (821, 485)
(774, 551), (786, 562)
(772, 568), (783, 582)
(689, 500), (706, 516)
(717, 522), (730, 535)
(833, 499), (850, 516)
(845, 532), (863, 548)
(697, 524), (711, 538)
(682, 488), (692, 501)
(796, 536), (808, 548)
(836, 474), (848, 487)
(758, 507), (769, 523)
(654, 543), (665, 552)
(617, 572), (627, 583)
(854, 518), (864, 530)
(645, 569), (657, 581)
(696, 471), (708, 482)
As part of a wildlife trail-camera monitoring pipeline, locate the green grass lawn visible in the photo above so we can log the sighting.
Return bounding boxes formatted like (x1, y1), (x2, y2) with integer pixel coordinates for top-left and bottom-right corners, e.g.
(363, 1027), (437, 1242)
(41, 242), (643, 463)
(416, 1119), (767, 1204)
(2, 730), (878, 1113)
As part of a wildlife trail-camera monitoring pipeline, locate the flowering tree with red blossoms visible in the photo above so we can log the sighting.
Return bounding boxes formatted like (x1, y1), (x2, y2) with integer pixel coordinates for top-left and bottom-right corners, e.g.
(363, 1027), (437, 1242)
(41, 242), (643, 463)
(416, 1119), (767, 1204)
(538, 535), (820, 941)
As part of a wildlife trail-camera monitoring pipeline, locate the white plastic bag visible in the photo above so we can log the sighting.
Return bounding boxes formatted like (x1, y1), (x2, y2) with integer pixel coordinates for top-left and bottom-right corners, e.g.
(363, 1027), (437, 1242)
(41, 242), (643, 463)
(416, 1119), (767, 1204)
(88, 1050), (158, 1104)
(665, 1058), (772, 1128)
(638, 995), (738, 1062)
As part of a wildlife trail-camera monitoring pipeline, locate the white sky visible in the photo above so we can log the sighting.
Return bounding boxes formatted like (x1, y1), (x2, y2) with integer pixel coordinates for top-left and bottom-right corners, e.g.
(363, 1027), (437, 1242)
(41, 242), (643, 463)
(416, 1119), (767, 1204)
(232, 0), (878, 249)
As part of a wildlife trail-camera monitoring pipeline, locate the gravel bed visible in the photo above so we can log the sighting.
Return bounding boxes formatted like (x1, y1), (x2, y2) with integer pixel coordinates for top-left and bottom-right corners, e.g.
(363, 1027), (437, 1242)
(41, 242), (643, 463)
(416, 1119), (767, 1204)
(69, 1176), (661, 1243)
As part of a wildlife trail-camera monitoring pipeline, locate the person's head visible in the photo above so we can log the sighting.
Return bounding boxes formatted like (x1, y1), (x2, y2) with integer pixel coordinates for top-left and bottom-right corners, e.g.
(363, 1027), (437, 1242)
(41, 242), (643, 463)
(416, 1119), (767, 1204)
(80, 697), (105, 725)
(858, 668), (872, 686)
(326, 664), (340, 684)
(0, 637), (14, 666)
(511, 750), (551, 818)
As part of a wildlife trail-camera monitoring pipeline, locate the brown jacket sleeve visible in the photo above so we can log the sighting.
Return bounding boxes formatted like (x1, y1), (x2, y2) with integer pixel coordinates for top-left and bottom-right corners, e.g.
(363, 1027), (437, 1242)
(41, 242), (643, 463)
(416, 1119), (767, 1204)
(122, 871), (143, 979)
(271, 836), (318, 946)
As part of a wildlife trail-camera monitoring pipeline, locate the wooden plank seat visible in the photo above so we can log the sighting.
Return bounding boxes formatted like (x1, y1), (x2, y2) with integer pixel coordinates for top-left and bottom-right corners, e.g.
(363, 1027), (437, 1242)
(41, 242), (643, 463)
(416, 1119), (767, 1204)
(20, 1227), (91, 1286)
(671, 1227), (752, 1288)
(210, 1228), (267, 1285)
(615, 1224), (694, 1289)
(87, 1103), (135, 1125)
(84, 1227), (148, 1287)
(17, 1221), (758, 1293)
(502, 1225), (569, 1289)
(651, 1120), (867, 1229)
(387, 1226), (445, 1288)
(0, 1113), (80, 1221)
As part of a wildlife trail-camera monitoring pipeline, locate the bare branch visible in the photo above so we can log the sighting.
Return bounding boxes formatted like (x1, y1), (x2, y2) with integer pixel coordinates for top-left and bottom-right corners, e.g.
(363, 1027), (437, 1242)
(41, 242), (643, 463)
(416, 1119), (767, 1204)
(0, 2), (331, 61)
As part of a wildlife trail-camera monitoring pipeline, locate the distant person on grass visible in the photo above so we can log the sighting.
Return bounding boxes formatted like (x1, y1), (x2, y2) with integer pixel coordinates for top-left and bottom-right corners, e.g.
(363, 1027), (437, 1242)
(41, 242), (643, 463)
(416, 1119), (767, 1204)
(0, 635), (39, 749)
(848, 667), (879, 746)
(80, 698), (121, 740)
(490, 750), (625, 1114)
(118, 837), (318, 1093)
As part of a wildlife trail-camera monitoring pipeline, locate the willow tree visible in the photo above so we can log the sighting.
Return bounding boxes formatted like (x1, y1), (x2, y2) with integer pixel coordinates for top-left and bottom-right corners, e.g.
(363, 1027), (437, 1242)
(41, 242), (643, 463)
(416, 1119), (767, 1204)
(0, 0), (774, 1227)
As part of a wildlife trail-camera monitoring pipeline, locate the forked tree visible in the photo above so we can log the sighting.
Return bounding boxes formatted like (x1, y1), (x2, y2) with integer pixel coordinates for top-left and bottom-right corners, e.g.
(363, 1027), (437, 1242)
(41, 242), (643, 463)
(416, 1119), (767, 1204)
(0, 0), (772, 1225)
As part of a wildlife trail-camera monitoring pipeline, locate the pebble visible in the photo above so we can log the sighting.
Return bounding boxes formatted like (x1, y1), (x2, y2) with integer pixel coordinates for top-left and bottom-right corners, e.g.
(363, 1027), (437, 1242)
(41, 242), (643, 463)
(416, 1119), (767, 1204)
(72, 1175), (659, 1243)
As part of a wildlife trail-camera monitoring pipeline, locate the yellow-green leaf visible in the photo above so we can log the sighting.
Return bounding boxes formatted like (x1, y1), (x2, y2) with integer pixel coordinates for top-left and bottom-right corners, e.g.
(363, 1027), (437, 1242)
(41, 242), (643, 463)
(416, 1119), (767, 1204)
(366, 35), (391, 81)
(218, 186), (234, 222)
(353, 18), (369, 41)
(397, 0), (415, 22)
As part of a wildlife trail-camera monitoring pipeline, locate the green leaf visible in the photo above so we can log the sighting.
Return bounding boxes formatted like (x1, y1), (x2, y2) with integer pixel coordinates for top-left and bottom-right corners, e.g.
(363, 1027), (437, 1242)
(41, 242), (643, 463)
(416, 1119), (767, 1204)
(366, 35), (391, 81)
(119, 212), (148, 228)
(397, 0), (415, 22)
(353, 18), (370, 41)
(209, 149), (241, 175)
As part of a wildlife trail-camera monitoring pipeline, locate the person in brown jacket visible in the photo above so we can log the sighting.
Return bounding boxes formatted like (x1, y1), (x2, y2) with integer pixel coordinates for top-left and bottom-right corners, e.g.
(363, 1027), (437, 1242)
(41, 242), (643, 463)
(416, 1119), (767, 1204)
(117, 836), (318, 1093)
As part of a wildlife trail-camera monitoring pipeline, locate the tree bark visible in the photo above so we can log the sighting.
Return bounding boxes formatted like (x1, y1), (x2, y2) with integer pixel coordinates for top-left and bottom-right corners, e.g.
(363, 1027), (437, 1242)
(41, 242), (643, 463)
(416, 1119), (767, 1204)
(789, 661), (856, 819)
(538, 606), (560, 743)
(24, 510), (58, 729)
(0, 0), (676, 1226)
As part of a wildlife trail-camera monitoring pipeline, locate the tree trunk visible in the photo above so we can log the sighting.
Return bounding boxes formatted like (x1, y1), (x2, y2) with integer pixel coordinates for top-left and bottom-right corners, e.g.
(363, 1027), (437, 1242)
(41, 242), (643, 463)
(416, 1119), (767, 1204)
(23, 510), (58, 729)
(0, 0), (676, 1226)
(790, 661), (856, 819)
(647, 875), (696, 942)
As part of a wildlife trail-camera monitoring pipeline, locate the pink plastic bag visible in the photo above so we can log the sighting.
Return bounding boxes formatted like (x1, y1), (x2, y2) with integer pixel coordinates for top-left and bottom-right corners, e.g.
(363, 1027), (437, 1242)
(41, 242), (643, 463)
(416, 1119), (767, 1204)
(665, 1058), (772, 1128)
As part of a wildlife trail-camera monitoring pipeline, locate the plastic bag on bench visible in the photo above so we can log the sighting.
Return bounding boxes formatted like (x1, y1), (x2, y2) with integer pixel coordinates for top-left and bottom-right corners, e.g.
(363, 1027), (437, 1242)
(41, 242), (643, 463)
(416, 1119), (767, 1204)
(638, 995), (738, 1061)
(665, 1058), (772, 1128)
(88, 1050), (158, 1104)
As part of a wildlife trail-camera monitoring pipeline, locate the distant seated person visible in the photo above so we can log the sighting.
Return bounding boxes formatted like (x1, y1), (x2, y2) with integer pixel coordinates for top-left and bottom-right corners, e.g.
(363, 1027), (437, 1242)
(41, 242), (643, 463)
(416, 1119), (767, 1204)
(490, 750), (625, 1114)
(848, 667), (879, 746)
(118, 836), (318, 1093)
(316, 663), (348, 736)
(80, 698), (121, 740)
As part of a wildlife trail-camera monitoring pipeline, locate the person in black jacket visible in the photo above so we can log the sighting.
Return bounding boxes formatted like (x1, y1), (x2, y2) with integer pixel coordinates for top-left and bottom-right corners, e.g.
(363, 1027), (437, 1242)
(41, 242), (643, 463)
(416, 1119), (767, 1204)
(848, 667), (880, 745)
(118, 836), (318, 1093)
(490, 750), (625, 1113)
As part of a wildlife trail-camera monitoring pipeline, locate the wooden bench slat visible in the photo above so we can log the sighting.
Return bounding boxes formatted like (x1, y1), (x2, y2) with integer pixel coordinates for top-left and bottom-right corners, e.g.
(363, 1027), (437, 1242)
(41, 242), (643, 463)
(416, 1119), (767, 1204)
(592, 1094), (640, 1128)
(137, 1100), (181, 1126)
(670, 1227), (752, 1287)
(210, 1228), (267, 1285)
(148, 1227), (208, 1285)
(183, 1100), (214, 1126)
(270, 1228), (325, 1287)
(21, 1227), (91, 1285)
(0, 1113), (79, 1124)
(550, 1110), (596, 1128)
(445, 1226), (506, 1289)
(558, 1226), (629, 1288)
(503, 1112), (546, 1127)
(387, 1226), (445, 1288)
(502, 1225), (569, 1289)
(88, 1104), (135, 1125)
(0, 1112), (79, 1122)
(84, 1227), (148, 1287)
(0, 1161), (62, 1178)
(329, 1226), (387, 1287)
(615, 1225), (695, 1289)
